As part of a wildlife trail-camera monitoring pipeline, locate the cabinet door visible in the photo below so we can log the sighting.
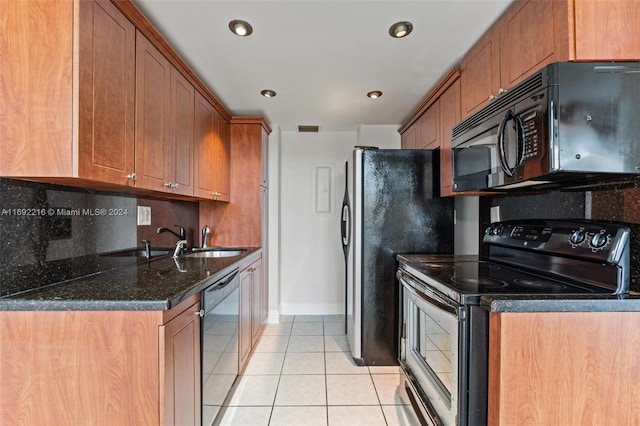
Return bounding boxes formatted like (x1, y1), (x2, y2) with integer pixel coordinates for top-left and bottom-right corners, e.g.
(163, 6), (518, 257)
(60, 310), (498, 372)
(239, 268), (253, 371)
(214, 115), (231, 201)
(135, 31), (171, 192)
(1, 0), (74, 176)
(498, 0), (569, 90)
(169, 67), (195, 196)
(574, 1), (640, 60)
(160, 301), (201, 426)
(488, 311), (640, 425)
(460, 24), (501, 117)
(194, 92), (230, 201)
(78, 0), (135, 185)
(261, 129), (269, 188)
(418, 101), (440, 150)
(251, 260), (263, 347)
(439, 79), (461, 197)
(401, 123), (418, 149)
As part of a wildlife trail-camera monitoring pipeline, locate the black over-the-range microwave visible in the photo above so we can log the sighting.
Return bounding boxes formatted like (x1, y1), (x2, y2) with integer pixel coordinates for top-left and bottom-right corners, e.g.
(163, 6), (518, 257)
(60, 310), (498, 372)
(451, 61), (640, 192)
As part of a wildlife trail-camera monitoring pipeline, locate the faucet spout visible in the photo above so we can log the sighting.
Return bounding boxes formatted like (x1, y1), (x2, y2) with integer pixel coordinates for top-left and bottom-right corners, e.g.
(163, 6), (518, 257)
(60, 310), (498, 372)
(201, 225), (211, 249)
(157, 225), (186, 244)
(142, 240), (151, 259)
(173, 240), (188, 258)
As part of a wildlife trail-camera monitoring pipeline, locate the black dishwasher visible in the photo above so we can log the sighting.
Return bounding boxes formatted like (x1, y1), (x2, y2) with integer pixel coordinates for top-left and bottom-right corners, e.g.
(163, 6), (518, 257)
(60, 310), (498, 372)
(200, 268), (240, 426)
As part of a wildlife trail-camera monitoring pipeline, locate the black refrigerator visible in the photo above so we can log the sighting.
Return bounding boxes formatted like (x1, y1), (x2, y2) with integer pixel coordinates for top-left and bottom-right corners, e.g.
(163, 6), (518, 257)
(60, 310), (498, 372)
(341, 147), (454, 366)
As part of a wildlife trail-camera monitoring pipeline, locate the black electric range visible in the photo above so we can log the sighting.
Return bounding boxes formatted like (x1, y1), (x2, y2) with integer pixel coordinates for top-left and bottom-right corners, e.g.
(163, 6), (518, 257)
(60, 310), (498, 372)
(398, 219), (632, 305)
(396, 219), (633, 426)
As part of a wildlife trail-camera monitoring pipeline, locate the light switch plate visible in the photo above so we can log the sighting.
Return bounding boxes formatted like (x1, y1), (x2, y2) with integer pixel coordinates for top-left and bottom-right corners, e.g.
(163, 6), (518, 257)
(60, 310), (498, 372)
(137, 206), (151, 225)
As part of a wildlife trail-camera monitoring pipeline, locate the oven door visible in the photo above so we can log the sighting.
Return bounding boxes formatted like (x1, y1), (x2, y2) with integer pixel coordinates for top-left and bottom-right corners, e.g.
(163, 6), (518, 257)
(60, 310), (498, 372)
(399, 271), (460, 426)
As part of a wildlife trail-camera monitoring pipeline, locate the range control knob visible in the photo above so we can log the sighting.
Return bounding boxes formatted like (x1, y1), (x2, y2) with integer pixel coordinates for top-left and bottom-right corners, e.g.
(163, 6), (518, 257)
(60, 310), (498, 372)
(570, 229), (586, 245)
(486, 225), (504, 236)
(590, 231), (609, 249)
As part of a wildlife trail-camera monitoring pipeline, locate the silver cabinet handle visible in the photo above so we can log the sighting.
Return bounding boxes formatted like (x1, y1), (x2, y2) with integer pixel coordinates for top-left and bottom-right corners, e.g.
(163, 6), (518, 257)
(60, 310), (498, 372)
(173, 183), (179, 189)
(126, 173), (137, 181)
(164, 182), (172, 188)
(488, 94), (496, 101)
(498, 87), (507, 95)
(195, 309), (204, 318)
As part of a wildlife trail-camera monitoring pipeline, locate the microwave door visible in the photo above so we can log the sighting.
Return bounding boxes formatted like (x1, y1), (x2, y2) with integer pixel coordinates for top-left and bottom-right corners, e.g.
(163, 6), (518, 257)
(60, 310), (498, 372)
(452, 127), (500, 192)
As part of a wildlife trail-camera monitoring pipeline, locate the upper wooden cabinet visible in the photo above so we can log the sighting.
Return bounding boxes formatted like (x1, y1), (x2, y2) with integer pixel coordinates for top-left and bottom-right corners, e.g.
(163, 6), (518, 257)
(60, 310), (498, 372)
(574, 1), (640, 60)
(460, 24), (501, 118)
(135, 32), (195, 197)
(1, 0), (136, 183)
(199, 118), (271, 247)
(135, 31), (172, 192)
(497, 0), (570, 93)
(168, 67), (196, 197)
(461, 0), (640, 118)
(78, 0), (137, 185)
(400, 123), (418, 149)
(439, 79), (461, 197)
(2, 0), (229, 201)
(399, 70), (461, 195)
(194, 92), (230, 202)
(400, 104), (440, 150)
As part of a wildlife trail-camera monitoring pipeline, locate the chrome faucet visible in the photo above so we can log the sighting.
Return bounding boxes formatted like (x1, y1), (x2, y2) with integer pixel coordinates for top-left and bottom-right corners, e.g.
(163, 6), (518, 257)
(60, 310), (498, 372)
(142, 239), (151, 259)
(157, 225), (187, 257)
(157, 225), (186, 243)
(201, 225), (211, 248)
(173, 240), (187, 258)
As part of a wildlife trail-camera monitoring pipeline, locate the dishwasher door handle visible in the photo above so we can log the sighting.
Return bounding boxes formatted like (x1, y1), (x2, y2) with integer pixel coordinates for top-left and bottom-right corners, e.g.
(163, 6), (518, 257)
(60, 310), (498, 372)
(205, 269), (240, 294)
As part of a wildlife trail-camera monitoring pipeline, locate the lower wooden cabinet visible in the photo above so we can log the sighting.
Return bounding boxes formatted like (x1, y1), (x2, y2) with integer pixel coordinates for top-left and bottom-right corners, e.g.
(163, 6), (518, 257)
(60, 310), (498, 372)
(488, 311), (640, 425)
(239, 265), (253, 370)
(159, 299), (201, 426)
(239, 255), (265, 372)
(0, 295), (201, 425)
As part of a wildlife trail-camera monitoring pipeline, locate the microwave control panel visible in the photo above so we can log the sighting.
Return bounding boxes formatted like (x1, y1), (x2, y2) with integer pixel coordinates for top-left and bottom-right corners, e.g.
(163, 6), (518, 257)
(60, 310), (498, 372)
(520, 110), (544, 162)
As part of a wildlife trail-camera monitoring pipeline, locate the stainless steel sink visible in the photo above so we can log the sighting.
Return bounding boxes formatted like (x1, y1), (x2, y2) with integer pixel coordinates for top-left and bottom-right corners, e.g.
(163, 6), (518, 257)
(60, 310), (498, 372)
(101, 248), (173, 258)
(185, 248), (246, 258)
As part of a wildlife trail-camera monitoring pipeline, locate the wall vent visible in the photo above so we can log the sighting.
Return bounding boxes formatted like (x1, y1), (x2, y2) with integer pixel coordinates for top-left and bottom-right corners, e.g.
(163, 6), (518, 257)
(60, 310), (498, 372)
(298, 125), (319, 133)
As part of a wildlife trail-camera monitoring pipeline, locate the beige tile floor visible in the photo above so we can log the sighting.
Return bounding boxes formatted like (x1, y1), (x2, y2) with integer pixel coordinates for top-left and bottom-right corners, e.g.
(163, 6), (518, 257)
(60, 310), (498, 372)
(211, 315), (420, 426)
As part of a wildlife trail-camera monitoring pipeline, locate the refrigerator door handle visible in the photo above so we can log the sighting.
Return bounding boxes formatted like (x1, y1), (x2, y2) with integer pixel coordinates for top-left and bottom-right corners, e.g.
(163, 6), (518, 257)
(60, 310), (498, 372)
(341, 204), (350, 247)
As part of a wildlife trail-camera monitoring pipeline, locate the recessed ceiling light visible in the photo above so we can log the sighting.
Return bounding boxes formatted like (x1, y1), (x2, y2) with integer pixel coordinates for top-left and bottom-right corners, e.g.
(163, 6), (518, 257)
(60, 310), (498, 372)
(389, 21), (413, 38)
(367, 91), (383, 99)
(261, 89), (276, 98)
(229, 19), (253, 37)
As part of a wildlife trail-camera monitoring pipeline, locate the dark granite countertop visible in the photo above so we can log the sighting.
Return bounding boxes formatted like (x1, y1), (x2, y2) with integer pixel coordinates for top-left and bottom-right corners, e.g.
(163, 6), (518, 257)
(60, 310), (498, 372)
(0, 247), (261, 311)
(481, 293), (640, 313)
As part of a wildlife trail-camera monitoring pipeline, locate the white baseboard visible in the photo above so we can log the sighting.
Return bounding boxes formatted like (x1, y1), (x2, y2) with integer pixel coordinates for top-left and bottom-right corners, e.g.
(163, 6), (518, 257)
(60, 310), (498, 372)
(279, 303), (344, 316)
(266, 310), (280, 324)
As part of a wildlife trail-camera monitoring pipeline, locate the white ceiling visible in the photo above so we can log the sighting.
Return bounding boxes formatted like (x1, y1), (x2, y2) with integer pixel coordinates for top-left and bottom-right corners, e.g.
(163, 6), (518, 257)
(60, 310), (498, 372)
(133, 0), (513, 131)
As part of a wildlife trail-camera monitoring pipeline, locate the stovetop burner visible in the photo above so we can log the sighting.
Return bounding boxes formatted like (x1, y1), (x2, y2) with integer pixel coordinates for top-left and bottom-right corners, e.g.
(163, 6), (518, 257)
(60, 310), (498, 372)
(513, 278), (568, 291)
(452, 276), (508, 289)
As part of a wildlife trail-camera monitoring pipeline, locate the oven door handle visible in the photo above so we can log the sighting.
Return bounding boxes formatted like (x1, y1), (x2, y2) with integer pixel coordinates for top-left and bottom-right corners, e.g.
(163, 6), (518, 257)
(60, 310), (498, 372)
(397, 270), (458, 316)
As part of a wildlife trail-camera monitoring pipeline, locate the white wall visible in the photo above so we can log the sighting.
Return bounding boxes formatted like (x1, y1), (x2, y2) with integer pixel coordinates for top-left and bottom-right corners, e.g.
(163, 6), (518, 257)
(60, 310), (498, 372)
(277, 125), (399, 315)
(267, 125), (281, 322)
(454, 196), (480, 255)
